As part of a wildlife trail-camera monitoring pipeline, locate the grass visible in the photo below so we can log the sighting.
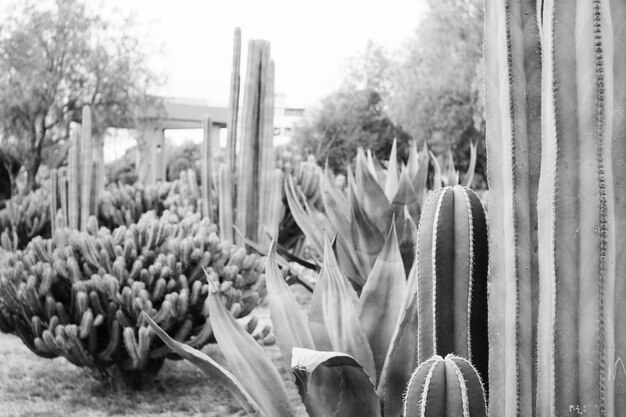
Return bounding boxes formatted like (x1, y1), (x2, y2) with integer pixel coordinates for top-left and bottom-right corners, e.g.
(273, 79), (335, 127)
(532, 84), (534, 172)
(0, 291), (312, 417)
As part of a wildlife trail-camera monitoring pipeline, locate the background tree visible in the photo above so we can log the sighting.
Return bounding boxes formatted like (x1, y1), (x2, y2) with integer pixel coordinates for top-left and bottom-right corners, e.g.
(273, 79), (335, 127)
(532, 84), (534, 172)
(0, 0), (162, 192)
(387, 0), (486, 184)
(293, 42), (411, 173)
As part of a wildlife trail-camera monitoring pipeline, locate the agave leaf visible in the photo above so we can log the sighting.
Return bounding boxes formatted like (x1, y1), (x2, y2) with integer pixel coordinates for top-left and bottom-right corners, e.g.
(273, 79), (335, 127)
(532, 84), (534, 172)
(319, 166), (352, 245)
(142, 313), (263, 416)
(284, 175), (324, 255)
(462, 141), (477, 188)
(384, 138), (399, 201)
(377, 262), (419, 417)
(235, 226), (320, 274)
(206, 281), (295, 417)
(349, 183), (385, 276)
(259, 169), (285, 245)
(396, 207), (418, 278)
(355, 148), (392, 233)
(266, 239), (315, 365)
(445, 149), (459, 186)
(307, 272), (334, 351)
(405, 140), (419, 180)
(319, 235), (377, 385)
(291, 347), (382, 417)
(391, 168), (418, 206)
(357, 223), (407, 379)
(366, 149), (387, 186)
(430, 150), (443, 189)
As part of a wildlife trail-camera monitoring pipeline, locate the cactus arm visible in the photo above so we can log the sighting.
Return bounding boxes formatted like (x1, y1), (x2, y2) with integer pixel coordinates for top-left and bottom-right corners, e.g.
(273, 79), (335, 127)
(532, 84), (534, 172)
(257, 57), (276, 247)
(483, 0), (542, 416)
(80, 105), (93, 231)
(218, 164), (234, 242)
(67, 126), (80, 230)
(201, 115), (214, 223)
(226, 27), (241, 176)
(611, 1), (626, 413)
(416, 189), (444, 365)
(537, 1), (626, 416)
(49, 169), (58, 237)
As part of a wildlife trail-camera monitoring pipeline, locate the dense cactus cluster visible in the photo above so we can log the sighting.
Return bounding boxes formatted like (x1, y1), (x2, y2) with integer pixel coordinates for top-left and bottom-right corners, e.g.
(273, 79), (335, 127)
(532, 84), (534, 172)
(0, 212), (266, 382)
(97, 171), (201, 230)
(0, 188), (52, 250)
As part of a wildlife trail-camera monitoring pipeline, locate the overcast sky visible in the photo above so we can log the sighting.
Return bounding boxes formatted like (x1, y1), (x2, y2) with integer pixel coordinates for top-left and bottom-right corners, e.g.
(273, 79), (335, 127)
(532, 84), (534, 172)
(106, 0), (427, 107)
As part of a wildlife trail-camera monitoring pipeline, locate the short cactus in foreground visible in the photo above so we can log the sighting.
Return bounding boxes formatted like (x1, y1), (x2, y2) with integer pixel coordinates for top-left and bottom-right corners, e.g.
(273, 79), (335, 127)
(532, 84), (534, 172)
(0, 211), (266, 384)
(403, 354), (487, 417)
(416, 185), (488, 386)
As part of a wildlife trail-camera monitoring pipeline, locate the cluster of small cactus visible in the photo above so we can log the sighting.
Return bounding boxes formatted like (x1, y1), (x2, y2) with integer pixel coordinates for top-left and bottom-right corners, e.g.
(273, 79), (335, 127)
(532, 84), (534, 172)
(0, 212), (266, 382)
(98, 170), (201, 231)
(0, 188), (51, 250)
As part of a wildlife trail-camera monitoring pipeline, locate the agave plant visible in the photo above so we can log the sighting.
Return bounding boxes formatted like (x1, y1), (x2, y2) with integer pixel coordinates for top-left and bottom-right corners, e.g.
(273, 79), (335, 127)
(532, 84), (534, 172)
(284, 139), (477, 288)
(144, 234), (487, 416)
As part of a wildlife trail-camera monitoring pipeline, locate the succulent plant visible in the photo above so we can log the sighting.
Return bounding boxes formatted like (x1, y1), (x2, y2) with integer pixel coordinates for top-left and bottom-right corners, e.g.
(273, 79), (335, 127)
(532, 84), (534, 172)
(0, 188), (51, 250)
(0, 212), (266, 384)
(144, 234), (487, 417)
(416, 185), (488, 387)
(403, 354), (487, 417)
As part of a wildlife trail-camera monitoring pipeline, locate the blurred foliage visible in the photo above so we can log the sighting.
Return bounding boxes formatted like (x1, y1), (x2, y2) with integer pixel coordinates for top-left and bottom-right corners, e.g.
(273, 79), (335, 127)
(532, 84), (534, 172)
(293, 0), (486, 185)
(0, 0), (163, 192)
(166, 141), (200, 182)
(293, 87), (411, 174)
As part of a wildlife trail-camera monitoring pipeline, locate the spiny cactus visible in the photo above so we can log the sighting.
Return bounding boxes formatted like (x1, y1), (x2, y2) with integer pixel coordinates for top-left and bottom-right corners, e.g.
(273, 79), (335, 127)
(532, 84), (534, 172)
(535, 1), (626, 416)
(403, 354), (487, 417)
(0, 212), (266, 383)
(0, 188), (51, 250)
(483, 0), (542, 415)
(416, 185), (488, 387)
(235, 39), (274, 245)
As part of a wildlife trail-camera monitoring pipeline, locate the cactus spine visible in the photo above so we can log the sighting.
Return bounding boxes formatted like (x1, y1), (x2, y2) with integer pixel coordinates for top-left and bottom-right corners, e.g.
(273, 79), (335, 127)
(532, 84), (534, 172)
(536, 1), (626, 416)
(403, 354), (487, 417)
(483, 0), (542, 416)
(416, 185), (488, 386)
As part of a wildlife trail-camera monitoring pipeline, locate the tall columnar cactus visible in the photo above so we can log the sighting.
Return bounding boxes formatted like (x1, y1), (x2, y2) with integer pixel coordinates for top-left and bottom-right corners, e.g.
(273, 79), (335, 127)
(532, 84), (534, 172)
(403, 354), (487, 417)
(235, 39), (274, 245)
(68, 125), (80, 230)
(49, 169), (58, 237)
(257, 58), (276, 247)
(483, 0), (542, 415)
(536, 1), (626, 416)
(226, 27), (241, 176)
(201, 115), (215, 223)
(416, 185), (488, 386)
(80, 105), (94, 231)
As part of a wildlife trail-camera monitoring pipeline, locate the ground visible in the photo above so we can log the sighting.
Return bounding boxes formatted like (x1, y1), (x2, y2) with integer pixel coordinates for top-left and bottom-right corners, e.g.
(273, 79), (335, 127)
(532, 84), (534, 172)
(0, 292), (312, 417)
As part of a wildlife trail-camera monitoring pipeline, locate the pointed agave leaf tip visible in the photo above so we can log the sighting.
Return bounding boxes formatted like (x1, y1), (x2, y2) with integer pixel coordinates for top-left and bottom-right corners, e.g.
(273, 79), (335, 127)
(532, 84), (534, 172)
(384, 139), (400, 201)
(319, 235), (377, 385)
(207, 282), (294, 417)
(265, 238), (315, 365)
(142, 312), (263, 416)
(357, 220), (407, 379)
